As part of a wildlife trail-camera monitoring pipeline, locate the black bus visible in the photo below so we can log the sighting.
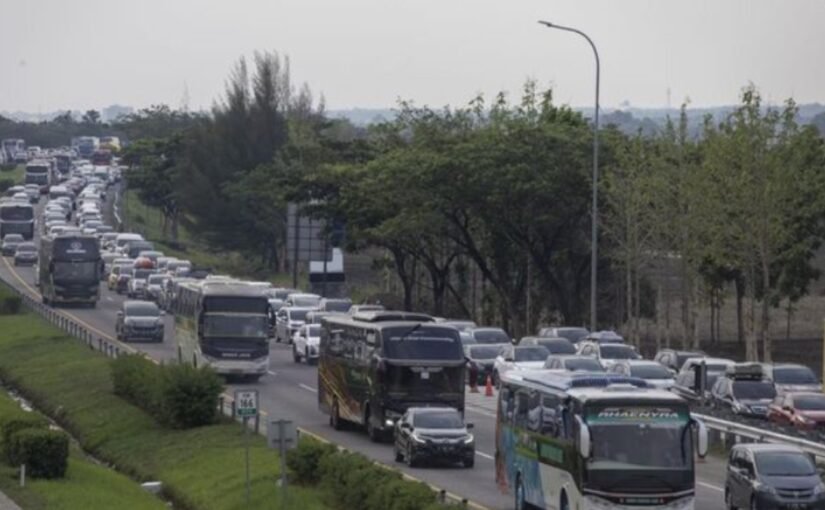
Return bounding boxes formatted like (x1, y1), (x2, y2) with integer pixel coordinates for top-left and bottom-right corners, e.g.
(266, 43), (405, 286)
(39, 234), (101, 307)
(319, 315), (466, 441)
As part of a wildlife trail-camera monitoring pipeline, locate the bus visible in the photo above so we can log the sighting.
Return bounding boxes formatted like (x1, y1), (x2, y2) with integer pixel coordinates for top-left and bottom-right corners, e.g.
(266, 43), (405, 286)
(1, 139), (25, 162)
(91, 150), (112, 166)
(318, 315), (466, 441)
(74, 137), (99, 158)
(172, 280), (270, 379)
(39, 234), (101, 307)
(0, 201), (35, 240)
(54, 154), (72, 176)
(495, 371), (708, 510)
(24, 161), (51, 192)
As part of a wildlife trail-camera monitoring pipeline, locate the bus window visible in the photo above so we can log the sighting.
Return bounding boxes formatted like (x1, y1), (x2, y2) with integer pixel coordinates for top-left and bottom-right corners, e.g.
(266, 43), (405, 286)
(541, 394), (561, 437)
(515, 391), (529, 429)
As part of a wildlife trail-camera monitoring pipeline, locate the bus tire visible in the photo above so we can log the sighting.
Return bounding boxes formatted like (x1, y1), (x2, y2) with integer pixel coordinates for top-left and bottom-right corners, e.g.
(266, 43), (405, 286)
(366, 406), (381, 443)
(515, 476), (529, 510)
(292, 345), (300, 363)
(560, 492), (569, 510)
(330, 401), (343, 430)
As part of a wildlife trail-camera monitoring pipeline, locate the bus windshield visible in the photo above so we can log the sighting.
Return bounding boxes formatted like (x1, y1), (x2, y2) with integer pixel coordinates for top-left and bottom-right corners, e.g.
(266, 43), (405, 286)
(384, 326), (463, 360)
(586, 406), (691, 470)
(203, 315), (269, 338)
(0, 206), (34, 221)
(53, 261), (98, 281)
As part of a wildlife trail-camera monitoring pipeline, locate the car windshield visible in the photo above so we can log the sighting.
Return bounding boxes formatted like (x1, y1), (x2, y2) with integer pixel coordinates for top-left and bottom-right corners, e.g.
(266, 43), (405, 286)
(3, 235), (23, 243)
(148, 275), (166, 285)
(631, 364), (673, 379)
(755, 452), (815, 477)
(288, 309), (309, 321)
(16, 244), (36, 252)
(133, 269), (154, 279)
(676, 353), (703, 368)
(324, 300), (352, 312)
(566, 358), (605, 372)
(203, 315), (269, 338)
(537, 339), (576, 354)
(600, 345), (639, 359)
(307, 324), (321, 337)
(291, 296), (320, 307)
(473, 329), (509, 344)
(514, 346), (550, 362)
(732, 381), (776, 400)
(468, 345), (500, 360)
(125, 304), (159, 317)
(587, 406), (691, 470)
(774, 367), (818, 385)
(413, 411), (463, 429)
(794, 395), (825, 410)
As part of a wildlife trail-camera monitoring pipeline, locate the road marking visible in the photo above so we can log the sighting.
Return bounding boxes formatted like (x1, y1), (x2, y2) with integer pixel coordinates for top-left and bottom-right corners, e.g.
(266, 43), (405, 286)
(697, 481), (724, 492)
(267, 370), (278, 376)
(105, 296), (114, 302)
(298, 383), (318, 393)
(476, 450), (494, 460)
(466, 405), (497, 418)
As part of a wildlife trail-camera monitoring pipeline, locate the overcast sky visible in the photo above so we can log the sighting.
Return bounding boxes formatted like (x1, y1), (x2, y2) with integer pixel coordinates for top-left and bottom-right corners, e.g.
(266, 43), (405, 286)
(2, 0), (824, 113)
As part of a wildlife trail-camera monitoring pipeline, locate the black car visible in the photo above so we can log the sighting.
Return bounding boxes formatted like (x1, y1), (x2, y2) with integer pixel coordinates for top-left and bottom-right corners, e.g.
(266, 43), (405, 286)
(726, 444), (825, 510)
(394, 407), (474, 468)
(710, 365), (777, 418)
(13, 242), (37, 266)
(116, 300), (165, 343)
(1, 234), (24, 256)
(464, 344), (501, 385)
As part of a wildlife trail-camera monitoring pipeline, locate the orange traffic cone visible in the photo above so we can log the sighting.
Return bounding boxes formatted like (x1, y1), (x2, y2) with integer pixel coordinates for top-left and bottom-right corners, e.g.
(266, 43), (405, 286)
(485, 375), (494, 397)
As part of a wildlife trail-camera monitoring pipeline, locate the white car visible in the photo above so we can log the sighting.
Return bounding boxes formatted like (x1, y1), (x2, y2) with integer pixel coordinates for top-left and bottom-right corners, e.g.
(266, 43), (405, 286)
(275, 306), (314, 344)
(608, 360), (676, 389)
(292, 323), (321, 364)
(577, 341), (641, 369)
(492, 345), (550, 385)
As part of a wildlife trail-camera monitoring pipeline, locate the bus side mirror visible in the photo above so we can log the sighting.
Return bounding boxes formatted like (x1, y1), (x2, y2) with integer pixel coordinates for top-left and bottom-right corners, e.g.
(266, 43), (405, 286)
(576, 416), (591, 459)
(694, 419), (708, 458)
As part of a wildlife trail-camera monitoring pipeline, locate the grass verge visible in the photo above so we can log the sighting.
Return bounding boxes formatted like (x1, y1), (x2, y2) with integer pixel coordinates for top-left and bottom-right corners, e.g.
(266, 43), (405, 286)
(0, 390), (166, 510)
(0, 309), (326, 510)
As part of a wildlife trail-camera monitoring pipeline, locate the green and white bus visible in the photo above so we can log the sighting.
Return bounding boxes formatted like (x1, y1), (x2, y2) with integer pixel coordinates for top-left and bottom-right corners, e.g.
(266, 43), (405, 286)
(172, 279), (270, 380)
(495, 371), (708, 510)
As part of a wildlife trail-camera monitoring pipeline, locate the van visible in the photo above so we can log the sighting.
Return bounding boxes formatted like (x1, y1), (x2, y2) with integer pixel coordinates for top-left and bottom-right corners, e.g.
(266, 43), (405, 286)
(115, 233), (144, 252)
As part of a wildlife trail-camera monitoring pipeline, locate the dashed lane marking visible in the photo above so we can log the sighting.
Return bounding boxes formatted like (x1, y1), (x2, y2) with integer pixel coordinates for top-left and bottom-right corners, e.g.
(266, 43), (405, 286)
(697, 481), (724, 492)
(298, 383), (318, 393)
(476, 451), (494, 460)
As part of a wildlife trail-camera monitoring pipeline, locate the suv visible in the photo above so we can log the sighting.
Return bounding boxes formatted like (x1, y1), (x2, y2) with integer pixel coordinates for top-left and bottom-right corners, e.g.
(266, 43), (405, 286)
(759, 363), (822, 394)
(543, 354), (605, 373)
(393, 407), (474, 468)
(671, 357), (736, 403)
(725, 444), (825, 510)
(577, 341), (640, 369)
(653, 349), (706, 373)
(710, 364), (777, 418)
(1, 234), (24, 256)
(292, 323), (321, 364)
(116, 301), (165, 343)
(518, 336), (576, 355)
(537, 326), (589, 344)
(275, 306), (313, 344)
(493, 345), (550, 384)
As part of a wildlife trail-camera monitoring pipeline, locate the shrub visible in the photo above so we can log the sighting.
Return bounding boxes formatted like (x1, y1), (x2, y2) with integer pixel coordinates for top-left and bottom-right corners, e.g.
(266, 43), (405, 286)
(0, 295), (22, 315)
(0, 178), (13, 193)
(286, 437), (337, 484)
(159, 364), (223, 428)
(366, 478), (438, 510)
(1, 415), (47, 462)
(0, 164), (16, 172)
(7, 428), (69, 478)
(111, 354), (162, 414)
(318, 451), (404, 510)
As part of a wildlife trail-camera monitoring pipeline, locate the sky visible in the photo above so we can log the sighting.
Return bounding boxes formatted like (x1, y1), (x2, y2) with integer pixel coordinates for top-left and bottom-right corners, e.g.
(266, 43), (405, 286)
(1, 0), (824, 113)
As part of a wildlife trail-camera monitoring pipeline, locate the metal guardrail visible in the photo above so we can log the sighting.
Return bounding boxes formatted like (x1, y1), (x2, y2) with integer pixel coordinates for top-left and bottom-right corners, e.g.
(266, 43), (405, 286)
(694, 412), (825, 459)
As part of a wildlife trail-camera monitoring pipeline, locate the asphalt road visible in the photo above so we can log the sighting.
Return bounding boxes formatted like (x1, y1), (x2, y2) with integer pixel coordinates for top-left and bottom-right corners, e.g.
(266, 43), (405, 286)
(0, 197), (727, 510)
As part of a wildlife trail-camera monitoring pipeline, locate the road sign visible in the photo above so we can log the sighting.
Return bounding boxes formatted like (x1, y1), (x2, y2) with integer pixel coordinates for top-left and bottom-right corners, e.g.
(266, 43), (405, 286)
(234, 390), (258, 418)
(286, 203), (332, 262)
(267, 419), (297, 450)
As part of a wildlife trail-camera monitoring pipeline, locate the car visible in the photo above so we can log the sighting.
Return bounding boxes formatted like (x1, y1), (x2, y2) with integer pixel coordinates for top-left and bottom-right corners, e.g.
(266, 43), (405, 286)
(725, 444), (825, 510)
(464, 344), (501, 385)
(672, 356), (736, 402)
(317, 298), (352, 313)
(304, 309), (337, 324)
(537, 326), (590, 343)
(124, 240), (155, 259)
(348, 304), (385, 315)
(653, 348), (706, 373)
(101, 252), (120, 280)
(1, 234), (25, 256)
(137, 250), (165, 264)
(607, 360), (675, 389)
(440, 320), (478, 333)
(116, 301), (165, 343)
(581, 330), (625, 344)
(393, 407), (474, 468)
(115, 267), (134, 294)
(12, 242), (37, 266)
(145, 274), (169, 302)
(128, 267), (156, 299)
(165, 260), (192, 276)
(542, 354), (605, 373)
(493, 345), (550, 385)
(292, 323), (321, 364)
(467, 327), (511, 345)
(11, 192), (28, 202)
(576, 341), (640, 368)
(275, 306), (314, 344)
(114, 233), (145, 253)
(285, 293), (322, 308)
(768, 392), (825, 430)
(710, 365), (777, 418)
(23, 184), (40, 203)
(759, 363), (822, 394)
(518, 336), (576, 355)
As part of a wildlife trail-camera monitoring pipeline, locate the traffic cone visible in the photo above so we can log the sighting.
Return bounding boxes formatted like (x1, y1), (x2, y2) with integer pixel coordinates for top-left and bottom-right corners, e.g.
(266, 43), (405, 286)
(485, 375), (494, 397)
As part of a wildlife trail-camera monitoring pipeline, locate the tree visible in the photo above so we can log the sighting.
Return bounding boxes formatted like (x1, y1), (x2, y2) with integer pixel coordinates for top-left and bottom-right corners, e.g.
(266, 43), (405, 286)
(82, 110), (101, 125)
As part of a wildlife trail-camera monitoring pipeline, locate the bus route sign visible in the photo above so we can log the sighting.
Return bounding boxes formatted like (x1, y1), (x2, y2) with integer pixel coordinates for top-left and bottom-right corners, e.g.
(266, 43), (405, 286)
(234, 390), (259, 418)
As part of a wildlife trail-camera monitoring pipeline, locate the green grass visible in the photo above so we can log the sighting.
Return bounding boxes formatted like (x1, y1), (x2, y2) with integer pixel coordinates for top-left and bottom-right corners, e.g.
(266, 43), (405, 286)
(0, 164), (24, 185)
(0, 389), (166, 510)
(0, 308), (327, 510)
(122, 190), (302, 286)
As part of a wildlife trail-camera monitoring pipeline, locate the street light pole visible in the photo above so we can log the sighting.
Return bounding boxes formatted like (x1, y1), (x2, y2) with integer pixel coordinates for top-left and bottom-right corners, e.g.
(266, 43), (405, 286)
(538, 20), (600, 332)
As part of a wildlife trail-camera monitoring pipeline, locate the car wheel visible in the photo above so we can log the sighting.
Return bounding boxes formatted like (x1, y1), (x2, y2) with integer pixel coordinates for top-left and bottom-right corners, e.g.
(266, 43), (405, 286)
(463, 456), (474, 468)
(292, 345), (300, 363)
(406, 444), (417, 467)
(515, 476), (528, 510)
(366, 407), (381, 443)
(750, 497), (758, 510)
(725, 488), (736, 510)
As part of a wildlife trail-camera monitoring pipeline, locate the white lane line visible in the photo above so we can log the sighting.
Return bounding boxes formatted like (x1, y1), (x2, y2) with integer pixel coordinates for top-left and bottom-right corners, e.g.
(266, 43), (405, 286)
(475, 451), (494, 460)
(298, 383), (318, 394)
(267, 370), (278, 376)
(105, 296), (114, 302)
(697, 481), (724, 492)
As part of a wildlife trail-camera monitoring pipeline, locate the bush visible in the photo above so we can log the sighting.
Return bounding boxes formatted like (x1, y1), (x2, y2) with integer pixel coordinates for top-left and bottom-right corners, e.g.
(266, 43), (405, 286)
(159, 364), (223, 428)
(1, 415), (47, 462)
(0, 164), (16, 172)
(286, 437), (337, 484)
(0, 295), (22, 315)
(0, 178), (13, 193)
(7, 428), (69, 478)
(366, 478), (438, 510)
(111, 354), (162, 414)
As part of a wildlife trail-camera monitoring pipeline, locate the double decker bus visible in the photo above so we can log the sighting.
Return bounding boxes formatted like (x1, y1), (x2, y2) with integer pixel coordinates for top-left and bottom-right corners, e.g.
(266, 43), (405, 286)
(496, 371), (708, 510)
(318, 313), (466, 441)
(1, 139), (25, 162)
(24, 161), (51, 193)
(0, 201), (35, 239)
(172, 280), (270, 380)
(39, 234), (101, 307)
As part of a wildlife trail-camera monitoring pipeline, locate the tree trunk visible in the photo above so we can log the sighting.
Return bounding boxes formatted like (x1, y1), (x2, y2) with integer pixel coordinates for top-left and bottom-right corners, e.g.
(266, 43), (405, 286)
(785, 298), (793, 342)
(709, 288), (716, 344)
(745, 268), (757, 361)
(634, 266), (641, 349)
(655, 282), (663, 352)
(626, 261), (634, 344)
(761, 257), (772, 362)
(735, 276), (745, 345)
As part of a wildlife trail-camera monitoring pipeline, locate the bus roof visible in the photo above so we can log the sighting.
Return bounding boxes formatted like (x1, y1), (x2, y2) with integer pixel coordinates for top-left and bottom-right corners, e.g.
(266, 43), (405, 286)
(323, 314), (454, 332)
(351, 311), (435, 323)
(502, 370), (685, 403)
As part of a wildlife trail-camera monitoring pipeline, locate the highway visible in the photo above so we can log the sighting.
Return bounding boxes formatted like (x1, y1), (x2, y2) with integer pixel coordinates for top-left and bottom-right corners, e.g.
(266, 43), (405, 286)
(0, 201), (728, 510)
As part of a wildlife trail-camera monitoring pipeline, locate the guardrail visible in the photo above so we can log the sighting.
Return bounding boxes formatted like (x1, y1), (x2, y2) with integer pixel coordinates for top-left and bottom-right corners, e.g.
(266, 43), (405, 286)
(694, 412), (825, 460)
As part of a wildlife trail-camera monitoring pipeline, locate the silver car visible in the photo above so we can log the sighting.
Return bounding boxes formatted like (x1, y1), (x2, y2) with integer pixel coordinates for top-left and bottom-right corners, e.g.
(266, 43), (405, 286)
(275, 306), (314, 344)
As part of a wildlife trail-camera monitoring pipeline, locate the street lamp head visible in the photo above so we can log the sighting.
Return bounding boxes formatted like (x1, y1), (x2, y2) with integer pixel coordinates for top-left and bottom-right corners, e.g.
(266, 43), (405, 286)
(537, 20), (554, 28)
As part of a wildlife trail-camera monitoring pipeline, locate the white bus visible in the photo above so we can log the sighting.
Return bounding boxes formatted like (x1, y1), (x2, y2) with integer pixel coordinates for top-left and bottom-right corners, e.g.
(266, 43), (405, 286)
(496, 371), (708, 510)
(172, 279), (270, 380)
